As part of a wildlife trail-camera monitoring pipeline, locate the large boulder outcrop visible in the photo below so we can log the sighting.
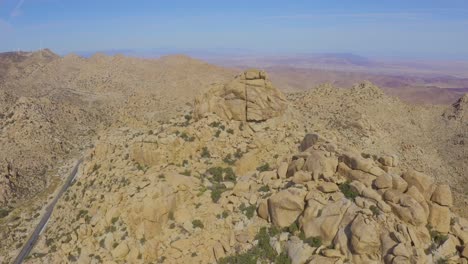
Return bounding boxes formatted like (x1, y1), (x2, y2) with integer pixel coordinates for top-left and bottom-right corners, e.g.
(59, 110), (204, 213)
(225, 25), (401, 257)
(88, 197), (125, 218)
(194, 69), (288, 122)
(268, 188), (306, 227)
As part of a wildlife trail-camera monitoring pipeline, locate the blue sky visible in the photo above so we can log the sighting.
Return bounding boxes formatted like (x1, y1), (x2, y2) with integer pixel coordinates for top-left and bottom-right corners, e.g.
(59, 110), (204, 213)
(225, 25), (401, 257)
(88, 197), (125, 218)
(1, 0), (468, 59)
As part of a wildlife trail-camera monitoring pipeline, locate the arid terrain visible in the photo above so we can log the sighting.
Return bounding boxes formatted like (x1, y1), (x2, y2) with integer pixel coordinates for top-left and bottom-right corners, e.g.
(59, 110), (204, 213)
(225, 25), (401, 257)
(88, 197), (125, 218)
(0, 50), (467, 263)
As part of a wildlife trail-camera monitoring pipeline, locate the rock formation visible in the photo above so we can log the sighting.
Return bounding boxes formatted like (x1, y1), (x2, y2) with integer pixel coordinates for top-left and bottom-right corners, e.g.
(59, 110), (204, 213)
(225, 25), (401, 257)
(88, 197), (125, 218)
(194, 69), (288, 122)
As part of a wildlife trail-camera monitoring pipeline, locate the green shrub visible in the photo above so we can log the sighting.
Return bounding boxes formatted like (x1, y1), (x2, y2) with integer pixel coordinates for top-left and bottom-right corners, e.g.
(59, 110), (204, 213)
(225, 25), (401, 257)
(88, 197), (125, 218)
(201, 147), (211, 158)
(209, 121), (221, 128)
(180, 132), (195, 142)
(211, 184), (226, 203)
(298, 232), (322, 247)
(192, 219), (204, 229)
(239, 203), (256, 219)
(338, 181), (359, 201)
(219, 227), (290, 264)
(258, 185), (270, 192)
(0, 208), (11, 218)
(207, 167), (236, 183)
(369, 205), (381, 216)
(214, 130), (221, 137)
(287, 222), (299, 234)
(256, 163), (270, 172)
(226, 128), (234, 134)
(234, 148), (244, 159)
(223, 153), (236, 165)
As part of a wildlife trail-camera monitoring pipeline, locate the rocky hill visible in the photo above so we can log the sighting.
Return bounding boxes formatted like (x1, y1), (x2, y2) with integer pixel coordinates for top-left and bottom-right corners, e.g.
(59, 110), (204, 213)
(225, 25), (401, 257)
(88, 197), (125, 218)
(0, 53), (466, 263)
(0, 69), (464, 263)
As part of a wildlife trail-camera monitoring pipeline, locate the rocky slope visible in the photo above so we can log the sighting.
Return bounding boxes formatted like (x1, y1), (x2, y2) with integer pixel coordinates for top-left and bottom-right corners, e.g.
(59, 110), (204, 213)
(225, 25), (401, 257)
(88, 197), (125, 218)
(0, 51), (466, 264)
(0, 70), (463, 264)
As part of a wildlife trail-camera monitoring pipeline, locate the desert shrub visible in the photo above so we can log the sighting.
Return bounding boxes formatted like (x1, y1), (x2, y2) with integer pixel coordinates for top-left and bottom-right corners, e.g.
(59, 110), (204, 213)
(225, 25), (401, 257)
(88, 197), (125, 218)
(258, 185), (270, 192)
(223, 153), (236, 165)
(209, 121), (221, 128)
(239, 203), (256, 219)
(256, 163), (270, 172)
(214, 130), (221, 137)
(207, 167), (236, 183)
(234, 148), (244, 159)
(180, 132), (195, 142)
(210, 184), (226, 203)
(370, 205), (381, 216)
(0, 207), (11, 218)
(201, 147), (211, 158)
(192, 219), (204, 229)
(226, 128), (234, 134)
(218, 227), (290, 264)
(287, 222), (299, 234)
(338, 181), (359, 201)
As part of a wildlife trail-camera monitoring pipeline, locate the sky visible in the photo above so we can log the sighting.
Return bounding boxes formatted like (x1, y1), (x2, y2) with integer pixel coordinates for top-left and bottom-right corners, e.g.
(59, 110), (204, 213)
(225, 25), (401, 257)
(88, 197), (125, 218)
(1, 0), (468, 59)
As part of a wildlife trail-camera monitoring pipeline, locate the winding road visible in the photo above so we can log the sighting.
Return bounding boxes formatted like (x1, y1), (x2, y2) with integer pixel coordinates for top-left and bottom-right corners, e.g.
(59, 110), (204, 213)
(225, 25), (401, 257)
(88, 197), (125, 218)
(13, 159), (83, 264)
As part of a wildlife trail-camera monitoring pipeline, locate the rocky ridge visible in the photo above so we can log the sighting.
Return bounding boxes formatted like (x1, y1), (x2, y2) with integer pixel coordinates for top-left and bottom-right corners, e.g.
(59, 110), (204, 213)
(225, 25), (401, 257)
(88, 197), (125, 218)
(5, 71), (465, 264)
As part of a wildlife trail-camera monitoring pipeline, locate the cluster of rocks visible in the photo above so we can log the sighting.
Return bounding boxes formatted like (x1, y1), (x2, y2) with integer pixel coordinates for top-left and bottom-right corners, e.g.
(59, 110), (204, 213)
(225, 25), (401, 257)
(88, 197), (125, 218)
(194, 69), (288, 122)
(251, 133), (468, 263)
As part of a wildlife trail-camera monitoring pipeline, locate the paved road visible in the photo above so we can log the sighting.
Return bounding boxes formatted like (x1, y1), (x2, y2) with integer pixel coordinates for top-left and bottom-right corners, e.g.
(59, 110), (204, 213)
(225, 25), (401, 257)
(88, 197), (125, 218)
(13, 159), (83, 264)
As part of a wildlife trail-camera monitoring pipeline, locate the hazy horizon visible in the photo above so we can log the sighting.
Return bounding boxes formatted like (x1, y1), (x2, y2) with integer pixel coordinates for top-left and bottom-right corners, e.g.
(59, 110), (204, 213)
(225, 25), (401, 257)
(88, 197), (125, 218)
(1, 0), (468, 60)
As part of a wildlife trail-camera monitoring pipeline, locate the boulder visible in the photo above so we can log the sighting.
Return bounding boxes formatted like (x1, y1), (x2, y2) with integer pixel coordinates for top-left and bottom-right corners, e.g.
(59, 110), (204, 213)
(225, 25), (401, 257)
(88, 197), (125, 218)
(299, 133), (319, 152)
(317, 182), (339, 193)
(431, 184), (453, 207)
(277, 162), (288, 179)
(194, 69), (288, 122)
(350, 215), (381, 260)
(428, 202), (451, 233)
(401, 170), (434, 200)
(391, 195), (427, 226)
(374, 174), (392, 189)
(341, 152), (385, 176)
(257, 199), (269, 221)
(292, 171), (312, 184)
(302, 150), (338, 181)
(286, 237), (315, 264)
(268, 188), (306, 227)
(300, 199), (351, 243)
(111, 242), (129, 259)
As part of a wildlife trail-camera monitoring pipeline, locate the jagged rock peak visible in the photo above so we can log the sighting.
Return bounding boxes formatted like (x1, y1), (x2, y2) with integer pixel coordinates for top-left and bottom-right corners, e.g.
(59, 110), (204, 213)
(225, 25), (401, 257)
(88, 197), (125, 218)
(194, 69), (288, 122)
(350, 80), (385, 98)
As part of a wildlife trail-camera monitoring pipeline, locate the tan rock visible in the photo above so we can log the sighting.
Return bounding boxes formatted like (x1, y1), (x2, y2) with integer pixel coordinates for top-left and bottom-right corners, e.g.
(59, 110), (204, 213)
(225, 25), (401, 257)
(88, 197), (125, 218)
(268, 188), (306, 227)
(302, 150), (338, 181)
(431, 184), (453, 207)
(341, 152), (385, 176)
(391, 174), (408, 192)
(391, 195), (427, 226)
(286, 237), (315, 264)
(374, 174), (392, 189)
(300, 199), (351, 243)
(350, 215), (380, 260)
(111, 242), (129, 259)
(292, 171), (312, 184)
(317, 182), (339, 193)
(401, 170), (434, 200)
(277, 162), (288, 179)
(428, 202), (451, 233)
(194, 69), (287, 122)
(309, 255), (343, 264)
(257, 199), (269, 221)
(462, 245), (468, 258)
(299, 133), (320, 152)
(213, 242), (225, 261)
